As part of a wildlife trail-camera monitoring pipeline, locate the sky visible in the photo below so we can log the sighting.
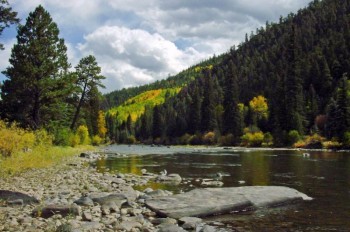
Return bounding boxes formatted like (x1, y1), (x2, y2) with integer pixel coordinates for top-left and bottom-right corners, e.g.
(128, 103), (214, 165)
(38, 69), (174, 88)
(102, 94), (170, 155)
(1, 0), (311, 93)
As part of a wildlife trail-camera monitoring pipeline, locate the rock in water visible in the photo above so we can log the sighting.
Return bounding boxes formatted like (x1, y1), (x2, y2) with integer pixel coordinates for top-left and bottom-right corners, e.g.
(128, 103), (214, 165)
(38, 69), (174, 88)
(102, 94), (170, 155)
(0, 190), (39, 205)
(156, 173), (182, 185)
(145, 186), (312, 219)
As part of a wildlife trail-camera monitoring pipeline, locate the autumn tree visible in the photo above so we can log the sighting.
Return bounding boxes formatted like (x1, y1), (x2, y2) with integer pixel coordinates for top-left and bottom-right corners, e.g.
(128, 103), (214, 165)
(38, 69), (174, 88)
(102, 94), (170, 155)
(249, 95), (268, 122)
(1, 5), (71, 129)
(71, 55), (105, 130)
(97, 110), (107, 139)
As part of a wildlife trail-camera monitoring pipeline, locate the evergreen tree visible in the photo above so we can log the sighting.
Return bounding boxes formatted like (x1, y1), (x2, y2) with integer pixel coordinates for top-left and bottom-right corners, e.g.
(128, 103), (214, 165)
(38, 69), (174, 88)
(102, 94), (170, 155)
(188, 84), (202, 134)
(201, 70), (217, 132)
(126, 114), (133, 134)
(71, 55), (105, 130)
(284, 25), (304, 134)
(139, 105), (153, 141)
(335, 74), (350, 140)
(325, 98), (338, 139)
(152, 105), (164, 139)
(223, 61), (241, 138)
(1, 5), (71, 129)
(0, 0), (19, 50)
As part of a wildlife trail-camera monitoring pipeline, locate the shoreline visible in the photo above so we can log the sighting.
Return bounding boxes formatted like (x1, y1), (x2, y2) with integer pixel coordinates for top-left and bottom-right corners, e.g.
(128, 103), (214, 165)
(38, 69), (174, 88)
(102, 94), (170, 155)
(0, 151), (220, 231)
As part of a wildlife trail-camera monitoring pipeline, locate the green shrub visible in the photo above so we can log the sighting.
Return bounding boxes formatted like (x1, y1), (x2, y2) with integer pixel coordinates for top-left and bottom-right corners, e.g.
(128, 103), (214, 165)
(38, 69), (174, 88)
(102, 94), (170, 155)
(34, 129), (53, 146)
(53, 127), (74, 146)
(69, 134), (80, 147)
(179, 133), (191, 145)
(322, 140), (341, 149)
(126, 135), (136, 144)
(219, 133), (235, 146)
(343, 132), (350, 147)
(287, 130), (300, 146)
(262, 132), (274, 147)
(92, 135), (102, 146)
(241, 131), (264, 147)
(190, 133), (202, 145)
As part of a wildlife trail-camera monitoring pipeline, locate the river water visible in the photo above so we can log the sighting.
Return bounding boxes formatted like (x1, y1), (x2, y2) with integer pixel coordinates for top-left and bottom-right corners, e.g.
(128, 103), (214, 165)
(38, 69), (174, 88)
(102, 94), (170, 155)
(94, 145), (350, 231)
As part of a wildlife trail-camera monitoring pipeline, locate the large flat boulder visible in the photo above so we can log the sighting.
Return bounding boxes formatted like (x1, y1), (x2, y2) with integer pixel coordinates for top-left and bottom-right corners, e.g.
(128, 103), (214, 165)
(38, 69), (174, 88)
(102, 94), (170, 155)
(0, 190), (39, 205)
(145, 186), (312, 219)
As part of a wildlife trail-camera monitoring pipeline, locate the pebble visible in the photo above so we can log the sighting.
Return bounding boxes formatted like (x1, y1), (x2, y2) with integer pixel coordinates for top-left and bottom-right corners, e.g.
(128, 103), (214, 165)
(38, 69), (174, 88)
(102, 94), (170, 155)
(0, 152), (224, 232)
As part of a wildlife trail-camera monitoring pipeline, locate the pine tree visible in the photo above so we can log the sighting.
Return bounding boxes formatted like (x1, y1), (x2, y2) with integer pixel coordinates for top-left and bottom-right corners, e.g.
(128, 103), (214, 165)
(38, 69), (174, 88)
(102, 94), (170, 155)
(325, 98), (339, 139)
(335, 74), (350, 140)
(0, 0), (19, 50)
(284, 25), (304, 134)
(1, 5), (71, 129)
(223, 61), (241, 138)
(188, 84), (202, 134)
(152, 105), (164, 139)
(71, 55), (105, 130)
(201, 70), (217, 132)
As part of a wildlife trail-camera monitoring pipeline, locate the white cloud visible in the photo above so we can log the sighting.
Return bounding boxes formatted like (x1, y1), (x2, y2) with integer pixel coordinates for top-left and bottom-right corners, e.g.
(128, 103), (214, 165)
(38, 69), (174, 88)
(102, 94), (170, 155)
(0, 39), (16, 75)
(77, 26), (207, 93)
(2, 0), (312, 90)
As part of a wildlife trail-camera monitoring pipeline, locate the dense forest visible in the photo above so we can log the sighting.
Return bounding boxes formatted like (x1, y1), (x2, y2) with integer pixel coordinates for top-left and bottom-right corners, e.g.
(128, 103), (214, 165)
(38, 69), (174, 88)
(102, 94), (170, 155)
(1, 0), (350, 149)
(106, 0), (350, 148)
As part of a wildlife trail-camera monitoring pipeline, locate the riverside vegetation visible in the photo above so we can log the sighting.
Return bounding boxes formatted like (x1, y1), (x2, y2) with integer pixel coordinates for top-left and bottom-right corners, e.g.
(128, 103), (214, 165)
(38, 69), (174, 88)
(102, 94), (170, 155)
(2, 1), (350, 152)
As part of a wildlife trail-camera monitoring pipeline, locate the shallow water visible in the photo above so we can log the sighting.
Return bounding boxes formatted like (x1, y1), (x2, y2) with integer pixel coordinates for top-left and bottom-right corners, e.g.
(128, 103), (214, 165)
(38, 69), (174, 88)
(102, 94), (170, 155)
(94, 145), (350, 231)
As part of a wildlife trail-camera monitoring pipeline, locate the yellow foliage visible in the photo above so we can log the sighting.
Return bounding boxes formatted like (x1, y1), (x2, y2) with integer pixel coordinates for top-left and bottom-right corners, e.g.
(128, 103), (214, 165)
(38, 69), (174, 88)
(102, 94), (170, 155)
(76, 125), (90, 145)
(237, 103), (245, 113)
(241, 131), (264, 147)
(293, 134), (326, 148)
(0, 120), (36, 157)
(97, 110), (107, 139)
(203, 131), (216, 145)
(92, 135), (102, 146)
(108, 88), (181, 123)
(249, 95), (268, 119)
(0, 145), (93, 177)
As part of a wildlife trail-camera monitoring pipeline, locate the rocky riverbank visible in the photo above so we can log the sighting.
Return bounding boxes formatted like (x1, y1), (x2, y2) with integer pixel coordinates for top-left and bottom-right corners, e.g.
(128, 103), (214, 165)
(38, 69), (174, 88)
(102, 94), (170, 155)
(0, 152), (227, 232)
(0, 151), (312, 232)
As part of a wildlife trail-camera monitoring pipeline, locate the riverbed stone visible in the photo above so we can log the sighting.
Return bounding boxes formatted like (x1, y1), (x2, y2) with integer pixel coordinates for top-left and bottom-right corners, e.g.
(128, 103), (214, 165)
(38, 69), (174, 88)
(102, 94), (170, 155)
(0, 190), (39, 205)
(82, 210), (92, 221)
(90, 193), (127, 208)
(151, 217), (177, 225)
(157, 224), (187, 232)
(73, 196), (94, 206)
(145, 186), (312, 219)
(179, 216), (202, 229)
(32, 204), (80, 218)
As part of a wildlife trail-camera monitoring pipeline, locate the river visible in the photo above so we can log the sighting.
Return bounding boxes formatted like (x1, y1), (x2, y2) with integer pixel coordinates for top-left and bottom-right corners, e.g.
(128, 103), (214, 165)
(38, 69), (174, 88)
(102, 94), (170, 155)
(94, 145), (350, 231)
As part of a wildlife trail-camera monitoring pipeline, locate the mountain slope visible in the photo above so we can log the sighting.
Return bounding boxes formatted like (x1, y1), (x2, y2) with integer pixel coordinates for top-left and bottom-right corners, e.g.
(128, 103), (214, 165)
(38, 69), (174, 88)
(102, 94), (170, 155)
(107, 0), (350, 147)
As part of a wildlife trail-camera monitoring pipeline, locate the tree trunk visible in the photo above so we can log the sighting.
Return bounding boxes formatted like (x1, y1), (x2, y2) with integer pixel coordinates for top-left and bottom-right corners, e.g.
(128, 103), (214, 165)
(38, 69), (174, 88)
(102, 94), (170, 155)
(70, 82), (87, 130)
(32, 92), (41, 129)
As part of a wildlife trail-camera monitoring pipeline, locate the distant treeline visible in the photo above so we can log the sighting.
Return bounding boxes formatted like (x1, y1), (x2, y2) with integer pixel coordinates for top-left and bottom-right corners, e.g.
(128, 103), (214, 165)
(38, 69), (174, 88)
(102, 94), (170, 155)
(106, 0), (350, 148)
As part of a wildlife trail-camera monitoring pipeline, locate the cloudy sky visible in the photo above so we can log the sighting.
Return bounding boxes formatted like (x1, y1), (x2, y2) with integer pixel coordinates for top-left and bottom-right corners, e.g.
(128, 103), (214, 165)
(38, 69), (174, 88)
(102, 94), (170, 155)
(1, 0), (311, 93)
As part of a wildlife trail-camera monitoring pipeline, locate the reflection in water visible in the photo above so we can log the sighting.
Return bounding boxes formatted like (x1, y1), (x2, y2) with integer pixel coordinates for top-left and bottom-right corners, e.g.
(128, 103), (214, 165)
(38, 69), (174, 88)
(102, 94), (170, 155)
(94, 145), (350, 231)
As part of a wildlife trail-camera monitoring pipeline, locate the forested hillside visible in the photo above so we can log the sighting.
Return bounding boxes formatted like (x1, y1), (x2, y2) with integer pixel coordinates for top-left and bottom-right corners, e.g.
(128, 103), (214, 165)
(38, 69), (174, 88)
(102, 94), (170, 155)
(103, 58), (221, 109)
(108, 0), (350, 147)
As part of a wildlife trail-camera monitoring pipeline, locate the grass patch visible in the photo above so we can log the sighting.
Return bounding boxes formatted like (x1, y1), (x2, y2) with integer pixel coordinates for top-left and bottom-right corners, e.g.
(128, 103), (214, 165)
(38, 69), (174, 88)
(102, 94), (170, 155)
(0, 145), (93, 178)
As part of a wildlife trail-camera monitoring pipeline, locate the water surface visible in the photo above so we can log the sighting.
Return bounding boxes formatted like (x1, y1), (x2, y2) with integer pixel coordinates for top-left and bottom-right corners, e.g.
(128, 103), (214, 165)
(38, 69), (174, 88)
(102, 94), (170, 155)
(94, 145), (350, 231)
